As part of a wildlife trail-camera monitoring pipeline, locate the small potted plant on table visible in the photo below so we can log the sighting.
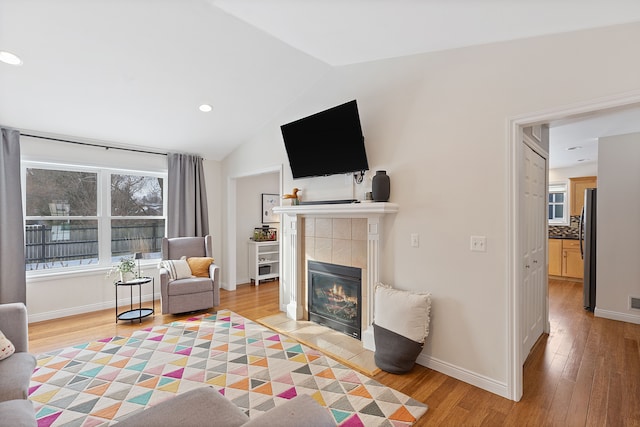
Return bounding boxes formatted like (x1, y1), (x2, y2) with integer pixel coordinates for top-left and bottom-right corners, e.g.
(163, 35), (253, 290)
(108, 257), (138, 283)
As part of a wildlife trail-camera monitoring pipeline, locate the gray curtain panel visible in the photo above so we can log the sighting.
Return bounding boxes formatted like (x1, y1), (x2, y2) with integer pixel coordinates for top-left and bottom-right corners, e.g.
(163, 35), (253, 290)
(0, 128), (26, 304)
(167, 153), (209, 238)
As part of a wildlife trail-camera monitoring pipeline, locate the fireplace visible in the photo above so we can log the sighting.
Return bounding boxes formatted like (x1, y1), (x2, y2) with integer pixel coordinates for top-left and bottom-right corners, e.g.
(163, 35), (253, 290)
(308, 260), (362, 339)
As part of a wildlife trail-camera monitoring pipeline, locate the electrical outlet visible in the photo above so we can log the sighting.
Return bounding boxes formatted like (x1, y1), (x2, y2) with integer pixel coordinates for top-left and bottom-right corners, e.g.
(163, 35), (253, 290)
(470, 236), (487, 252)
(411, 233), (419, 248)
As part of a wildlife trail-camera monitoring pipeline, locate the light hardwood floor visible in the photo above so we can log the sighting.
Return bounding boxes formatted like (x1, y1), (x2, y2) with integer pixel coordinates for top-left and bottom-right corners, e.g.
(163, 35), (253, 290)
(28, 279), (640, 426)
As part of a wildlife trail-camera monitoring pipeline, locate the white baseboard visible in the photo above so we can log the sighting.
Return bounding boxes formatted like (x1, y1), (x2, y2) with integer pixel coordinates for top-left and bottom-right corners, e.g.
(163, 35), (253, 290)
(594, 307), (640, 324)
(415, 353), (509, 399)
(28, 293), (160, 323)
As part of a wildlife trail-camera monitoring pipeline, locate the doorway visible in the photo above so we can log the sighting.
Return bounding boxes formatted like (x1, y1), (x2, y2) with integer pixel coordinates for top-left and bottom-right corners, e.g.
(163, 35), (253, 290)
(510, 92), (640, 401)
(225, 165), (282, 293)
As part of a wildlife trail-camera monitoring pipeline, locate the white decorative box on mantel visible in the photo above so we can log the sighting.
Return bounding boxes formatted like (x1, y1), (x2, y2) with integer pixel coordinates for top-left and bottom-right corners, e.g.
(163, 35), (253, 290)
(272, 202), (399, 351)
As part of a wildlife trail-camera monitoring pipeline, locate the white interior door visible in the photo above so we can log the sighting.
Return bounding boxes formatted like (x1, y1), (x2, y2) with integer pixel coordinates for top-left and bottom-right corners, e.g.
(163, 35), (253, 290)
(520, 141), (547, 362)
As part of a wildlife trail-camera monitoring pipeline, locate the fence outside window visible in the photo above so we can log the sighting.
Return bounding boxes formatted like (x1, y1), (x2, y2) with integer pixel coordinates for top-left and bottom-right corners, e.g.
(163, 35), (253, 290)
(25, 222), (164, 271)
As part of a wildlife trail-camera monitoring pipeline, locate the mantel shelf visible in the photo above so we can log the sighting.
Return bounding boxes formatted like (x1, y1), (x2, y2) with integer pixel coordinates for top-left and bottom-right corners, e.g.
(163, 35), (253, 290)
(273, 202), (398, 216)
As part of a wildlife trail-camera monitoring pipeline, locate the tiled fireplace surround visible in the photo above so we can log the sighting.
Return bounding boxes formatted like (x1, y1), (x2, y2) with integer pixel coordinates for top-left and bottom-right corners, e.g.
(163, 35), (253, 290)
(273, 203), (399, 351)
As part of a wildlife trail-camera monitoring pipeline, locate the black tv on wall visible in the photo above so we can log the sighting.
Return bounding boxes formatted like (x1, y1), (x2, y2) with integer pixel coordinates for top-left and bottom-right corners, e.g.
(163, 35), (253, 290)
(280, 100), (369, 179)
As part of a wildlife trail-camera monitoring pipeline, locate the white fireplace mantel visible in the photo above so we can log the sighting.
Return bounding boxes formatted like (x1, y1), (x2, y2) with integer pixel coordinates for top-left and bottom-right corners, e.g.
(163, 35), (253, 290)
(272, 202), (398, 351)
(273, 202), (399, 216)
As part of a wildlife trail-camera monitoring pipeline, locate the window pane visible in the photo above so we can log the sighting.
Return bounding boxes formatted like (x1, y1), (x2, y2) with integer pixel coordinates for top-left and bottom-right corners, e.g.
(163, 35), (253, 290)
(549, 194), (553, 203)
(556, 193), (564, 203)
(554, 205), (563, 218)
(111, 175), (164, 216)
(25, 220), (98, 270)
(548, 206), (553, 220)
(111, 219), (165, 260)
(26, 169), (97, 216)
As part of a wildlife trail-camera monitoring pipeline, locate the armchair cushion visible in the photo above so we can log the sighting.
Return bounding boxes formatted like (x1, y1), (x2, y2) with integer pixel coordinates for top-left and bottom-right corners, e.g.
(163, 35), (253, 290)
(166, 277), (214, 296)
(161, 259), (192, 280)
(0, 330), (15, 361)
(187, 257), (215, 277)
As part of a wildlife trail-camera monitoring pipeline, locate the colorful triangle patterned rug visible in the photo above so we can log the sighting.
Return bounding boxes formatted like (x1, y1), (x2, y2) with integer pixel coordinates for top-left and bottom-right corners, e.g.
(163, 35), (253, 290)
(29, 309), (428, 426)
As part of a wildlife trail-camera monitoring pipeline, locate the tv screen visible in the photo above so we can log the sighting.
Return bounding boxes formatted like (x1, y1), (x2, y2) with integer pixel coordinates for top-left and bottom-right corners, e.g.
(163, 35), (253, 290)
(281, 100), (369, 179)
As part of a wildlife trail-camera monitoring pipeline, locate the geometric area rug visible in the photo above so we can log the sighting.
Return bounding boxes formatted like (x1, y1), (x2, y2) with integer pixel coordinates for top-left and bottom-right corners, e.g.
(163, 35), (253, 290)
(29, 309), (428, 426)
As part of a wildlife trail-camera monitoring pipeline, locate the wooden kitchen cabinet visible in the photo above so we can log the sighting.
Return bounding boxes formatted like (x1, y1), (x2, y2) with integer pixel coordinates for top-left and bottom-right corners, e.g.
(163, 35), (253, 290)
(548, 238), (583, 280)
(562, 239), (583, 279)
(548, 238), (562, 276)
(569, 176), (597, 216)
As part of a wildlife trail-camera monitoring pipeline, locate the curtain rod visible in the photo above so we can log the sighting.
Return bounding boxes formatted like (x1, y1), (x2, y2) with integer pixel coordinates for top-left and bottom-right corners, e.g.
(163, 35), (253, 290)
(21, 133), (168, 157)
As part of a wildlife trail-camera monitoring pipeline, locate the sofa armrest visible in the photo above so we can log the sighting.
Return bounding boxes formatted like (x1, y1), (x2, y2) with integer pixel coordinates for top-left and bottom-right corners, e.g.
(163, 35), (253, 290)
(115, 387), (248, 427)
(242, 395), (335, 427)
(0, 303), (29, 353)
(0, 399), (37, 427)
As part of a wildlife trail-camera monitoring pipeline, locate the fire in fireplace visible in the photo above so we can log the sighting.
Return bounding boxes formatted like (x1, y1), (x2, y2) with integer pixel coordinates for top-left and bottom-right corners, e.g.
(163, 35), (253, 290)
(307, 260), (362, 339)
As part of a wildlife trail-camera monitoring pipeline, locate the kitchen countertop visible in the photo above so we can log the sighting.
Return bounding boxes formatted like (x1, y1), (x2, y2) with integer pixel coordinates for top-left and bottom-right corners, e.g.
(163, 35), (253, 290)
(549, 235), (579, 240)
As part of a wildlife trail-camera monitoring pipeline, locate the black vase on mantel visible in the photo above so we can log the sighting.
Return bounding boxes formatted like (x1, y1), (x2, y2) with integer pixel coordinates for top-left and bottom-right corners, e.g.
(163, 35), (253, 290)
(372, 170), (390, 202)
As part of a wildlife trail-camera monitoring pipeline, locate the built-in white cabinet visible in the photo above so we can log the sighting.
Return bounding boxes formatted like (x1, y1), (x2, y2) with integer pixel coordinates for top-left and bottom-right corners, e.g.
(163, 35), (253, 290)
(248, 240), (279, 285)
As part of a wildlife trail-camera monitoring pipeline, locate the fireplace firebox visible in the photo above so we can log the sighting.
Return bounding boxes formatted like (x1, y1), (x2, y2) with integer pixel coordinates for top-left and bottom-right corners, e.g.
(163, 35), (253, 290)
(308, 260), (362, 339)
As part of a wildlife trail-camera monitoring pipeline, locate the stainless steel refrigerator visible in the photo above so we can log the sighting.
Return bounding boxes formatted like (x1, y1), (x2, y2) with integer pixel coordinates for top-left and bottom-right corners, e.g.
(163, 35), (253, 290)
(580, 188), (597, 311)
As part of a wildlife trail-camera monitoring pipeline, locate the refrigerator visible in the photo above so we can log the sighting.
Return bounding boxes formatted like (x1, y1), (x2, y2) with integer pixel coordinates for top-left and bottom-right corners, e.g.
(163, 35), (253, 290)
(580, 188), (597, 311)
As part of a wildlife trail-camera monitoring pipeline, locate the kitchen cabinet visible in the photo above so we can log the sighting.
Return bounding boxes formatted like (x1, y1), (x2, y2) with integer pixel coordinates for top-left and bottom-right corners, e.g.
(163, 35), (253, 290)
(548, 238), (583, 280)
(548, 238), (562, 276)
(569, 176), (597, 216)
(248, 240), (279, 285)
(562, 239), (583, 279)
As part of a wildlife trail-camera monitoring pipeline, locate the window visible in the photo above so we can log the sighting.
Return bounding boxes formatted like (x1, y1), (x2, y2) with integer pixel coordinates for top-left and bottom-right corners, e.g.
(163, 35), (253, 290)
(110, 174), (164, 259)
(548, 183), (568, 225)
(24, 163), (166, 272)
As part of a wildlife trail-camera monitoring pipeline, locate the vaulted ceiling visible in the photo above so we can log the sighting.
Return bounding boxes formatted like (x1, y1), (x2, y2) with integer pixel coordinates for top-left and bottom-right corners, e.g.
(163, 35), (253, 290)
(2, 0), (640, 162)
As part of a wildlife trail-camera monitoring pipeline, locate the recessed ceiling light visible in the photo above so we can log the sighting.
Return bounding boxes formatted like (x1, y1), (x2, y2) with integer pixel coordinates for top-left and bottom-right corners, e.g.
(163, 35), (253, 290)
(199, 104), (212, 112)
(566, 146), (582, 151)
(0, 50), (22, 66)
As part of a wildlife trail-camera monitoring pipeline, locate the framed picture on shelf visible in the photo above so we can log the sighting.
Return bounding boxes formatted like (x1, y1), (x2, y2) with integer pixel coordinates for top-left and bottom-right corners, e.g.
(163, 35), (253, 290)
(261, 193), (279, 223)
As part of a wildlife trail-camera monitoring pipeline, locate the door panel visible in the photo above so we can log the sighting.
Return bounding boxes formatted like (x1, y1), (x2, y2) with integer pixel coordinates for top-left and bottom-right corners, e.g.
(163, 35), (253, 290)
(521, 143), (546, 363)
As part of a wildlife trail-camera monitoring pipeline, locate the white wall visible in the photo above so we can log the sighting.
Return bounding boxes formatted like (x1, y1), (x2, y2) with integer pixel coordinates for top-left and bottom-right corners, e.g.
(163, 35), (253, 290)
(235, 173), (279, 284)
(22, 135), (223, 321)
(549, 163), (598, 184)
(596, 132), (640, 324)
(221, 22), (640, 396)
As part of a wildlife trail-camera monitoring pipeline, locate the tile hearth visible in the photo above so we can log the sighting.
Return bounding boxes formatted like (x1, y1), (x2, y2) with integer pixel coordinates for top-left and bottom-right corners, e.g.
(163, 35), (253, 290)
(257, 312), (379, 376)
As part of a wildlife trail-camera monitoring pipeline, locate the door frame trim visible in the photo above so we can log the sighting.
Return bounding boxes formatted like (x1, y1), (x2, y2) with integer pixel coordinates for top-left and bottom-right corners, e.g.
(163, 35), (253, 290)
(507, 90), (640, 401)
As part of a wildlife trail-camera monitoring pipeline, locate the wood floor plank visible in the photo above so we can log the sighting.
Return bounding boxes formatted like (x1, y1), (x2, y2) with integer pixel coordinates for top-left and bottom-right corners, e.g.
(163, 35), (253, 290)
(545, 377), (574, 426)
(564, 345), (596, 427)
(27, 278), (640, 426)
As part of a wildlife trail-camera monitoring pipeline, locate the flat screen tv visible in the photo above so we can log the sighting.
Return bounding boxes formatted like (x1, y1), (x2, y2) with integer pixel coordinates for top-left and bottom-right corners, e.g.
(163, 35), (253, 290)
(281, 100), (369, 179)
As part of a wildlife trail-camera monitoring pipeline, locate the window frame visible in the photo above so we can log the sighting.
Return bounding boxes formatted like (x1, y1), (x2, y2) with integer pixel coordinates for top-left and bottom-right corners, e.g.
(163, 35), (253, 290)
(23, 161), (167, 276)
(548, 182), (569, 226)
